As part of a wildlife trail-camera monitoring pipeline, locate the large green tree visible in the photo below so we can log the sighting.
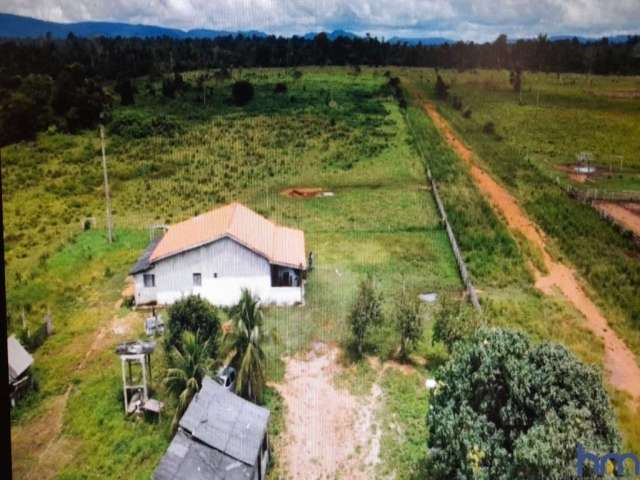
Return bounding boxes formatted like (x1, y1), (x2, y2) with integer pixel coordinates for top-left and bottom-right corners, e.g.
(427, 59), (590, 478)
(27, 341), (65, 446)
(165, 295), (221, 358)
(223, 289), (266, 403)
(427, 328), (620, 479)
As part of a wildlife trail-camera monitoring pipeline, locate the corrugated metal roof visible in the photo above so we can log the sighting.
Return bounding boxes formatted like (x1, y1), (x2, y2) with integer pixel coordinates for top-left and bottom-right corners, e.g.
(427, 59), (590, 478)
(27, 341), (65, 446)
(180, 377), (269, 466)
(8, 335), (33, 383)
(129, 236), (163, 275)
(149, 203), (306, 269)
(153, 430), (254, 480)
(154, 376), (269, 480)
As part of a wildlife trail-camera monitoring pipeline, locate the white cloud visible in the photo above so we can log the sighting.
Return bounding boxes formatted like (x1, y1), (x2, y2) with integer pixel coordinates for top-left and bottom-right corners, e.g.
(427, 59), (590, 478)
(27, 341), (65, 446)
(2, 0), (640, 40)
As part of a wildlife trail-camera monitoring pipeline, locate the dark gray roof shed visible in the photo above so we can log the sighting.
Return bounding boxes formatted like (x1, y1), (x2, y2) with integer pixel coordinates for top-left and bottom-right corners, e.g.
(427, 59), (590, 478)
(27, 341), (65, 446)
(154, 376), (270, 480)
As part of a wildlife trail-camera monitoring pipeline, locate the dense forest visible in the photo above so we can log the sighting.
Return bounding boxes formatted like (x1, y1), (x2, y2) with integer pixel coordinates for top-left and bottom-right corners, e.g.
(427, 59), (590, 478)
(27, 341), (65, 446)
(1, 32), (639, 146)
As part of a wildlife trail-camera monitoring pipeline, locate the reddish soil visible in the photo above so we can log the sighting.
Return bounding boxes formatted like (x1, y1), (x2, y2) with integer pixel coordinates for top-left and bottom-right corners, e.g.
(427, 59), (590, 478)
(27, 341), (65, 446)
(423, 101), (640, 404)
(569, 173), (587, 183)
(272, 342), (382, 479)
(594, 201), (640, 238)
(281, 187), (326, 198)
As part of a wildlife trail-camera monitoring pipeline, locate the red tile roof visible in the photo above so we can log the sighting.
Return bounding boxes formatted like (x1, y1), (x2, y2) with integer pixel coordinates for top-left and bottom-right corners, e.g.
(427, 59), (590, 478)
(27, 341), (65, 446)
(149, 203), (306, 269)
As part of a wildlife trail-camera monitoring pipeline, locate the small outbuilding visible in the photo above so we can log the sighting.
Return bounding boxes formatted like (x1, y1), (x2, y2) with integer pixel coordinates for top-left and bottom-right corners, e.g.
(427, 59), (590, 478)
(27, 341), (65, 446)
(154, 376), (270, 480)
(131, 202), (307, 307)
(8, 335), (34, 406)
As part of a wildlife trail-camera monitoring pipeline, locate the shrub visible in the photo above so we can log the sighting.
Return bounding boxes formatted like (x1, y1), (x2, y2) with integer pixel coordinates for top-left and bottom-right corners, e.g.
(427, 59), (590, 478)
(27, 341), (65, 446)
(273, 82), (287, 94)
(434, 74), (449, 100)
(394, 289), (423, 360)
(348, 276), (383, 357)
(231, 80), (254, 106)
(510, 66), (523, 93)
(427, 328), (620, 479)
(165, 295), (221, 358)
(432, 298), (481, 351)
(162, 78), (176, 98)
(109, 112), (153, 138)
(122, 295), (135, 308)
(482, 121), (496, 135)
(462, 107), (472, 118)
(109, 111), (182, 139)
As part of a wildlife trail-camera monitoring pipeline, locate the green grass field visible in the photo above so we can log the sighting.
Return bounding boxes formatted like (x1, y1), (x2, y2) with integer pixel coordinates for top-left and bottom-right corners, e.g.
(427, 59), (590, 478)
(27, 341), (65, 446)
(4, 68), (461, 478)
(416, 69), (640, 191)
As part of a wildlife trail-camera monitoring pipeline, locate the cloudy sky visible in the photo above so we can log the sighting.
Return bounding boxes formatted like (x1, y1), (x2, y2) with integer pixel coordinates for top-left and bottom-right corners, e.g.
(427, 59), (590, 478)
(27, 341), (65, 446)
(3, 0), (640, 40)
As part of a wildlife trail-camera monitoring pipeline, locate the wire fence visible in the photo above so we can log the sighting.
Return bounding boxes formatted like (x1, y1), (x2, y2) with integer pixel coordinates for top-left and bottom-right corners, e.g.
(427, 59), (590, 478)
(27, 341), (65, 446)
(427, 167), (482, 312)
(404, 108), (482, 312)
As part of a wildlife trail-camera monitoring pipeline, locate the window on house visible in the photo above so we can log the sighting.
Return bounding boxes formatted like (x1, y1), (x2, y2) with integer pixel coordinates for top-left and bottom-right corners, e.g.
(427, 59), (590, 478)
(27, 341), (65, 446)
(193, 273), (202, 286)
(213, 272), (218, 278)
(143, 274), (155, 287)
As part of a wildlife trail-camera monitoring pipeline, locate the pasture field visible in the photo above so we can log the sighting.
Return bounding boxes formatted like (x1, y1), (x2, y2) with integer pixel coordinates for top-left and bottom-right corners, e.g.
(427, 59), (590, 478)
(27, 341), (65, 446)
(421, 69), (640, 191)
(399, 68), (640, 451)
(4, 68), (459, 478)
(403, 68), (640, 357)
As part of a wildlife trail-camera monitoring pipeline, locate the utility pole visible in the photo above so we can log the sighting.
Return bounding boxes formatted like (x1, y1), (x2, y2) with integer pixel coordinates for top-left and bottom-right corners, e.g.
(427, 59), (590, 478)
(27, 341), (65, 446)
(99, 120), (113, 243)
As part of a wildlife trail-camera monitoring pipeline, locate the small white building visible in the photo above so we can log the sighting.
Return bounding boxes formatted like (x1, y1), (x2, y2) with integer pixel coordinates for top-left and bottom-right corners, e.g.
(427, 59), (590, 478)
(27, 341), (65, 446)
(131, 203), (306, 307)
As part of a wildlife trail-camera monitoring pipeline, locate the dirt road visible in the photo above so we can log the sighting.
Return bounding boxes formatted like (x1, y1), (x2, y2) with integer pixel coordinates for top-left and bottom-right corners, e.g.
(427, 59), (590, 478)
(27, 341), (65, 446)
(272, 342), (383, 479)
(594, 201), (640, 238)
(423, 101), (640, 403)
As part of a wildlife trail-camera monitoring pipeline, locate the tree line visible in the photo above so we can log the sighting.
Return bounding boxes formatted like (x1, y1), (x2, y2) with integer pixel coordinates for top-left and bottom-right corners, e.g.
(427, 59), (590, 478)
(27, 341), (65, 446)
(1, 32), (639, 80)
(1, 32), (638, 146)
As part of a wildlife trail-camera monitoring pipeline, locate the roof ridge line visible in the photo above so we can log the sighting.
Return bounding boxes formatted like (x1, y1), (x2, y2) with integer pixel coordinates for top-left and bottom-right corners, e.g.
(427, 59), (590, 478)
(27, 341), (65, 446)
(227, 202), (239, 231)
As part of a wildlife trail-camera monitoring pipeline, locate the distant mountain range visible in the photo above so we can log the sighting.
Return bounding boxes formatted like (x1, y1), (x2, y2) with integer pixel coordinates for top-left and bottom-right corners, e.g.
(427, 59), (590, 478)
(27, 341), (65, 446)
(0, 13), (268, 39)
(388, 36), (453, 45)
(0, 13), (636, 45)
(547, 34), (635, 44)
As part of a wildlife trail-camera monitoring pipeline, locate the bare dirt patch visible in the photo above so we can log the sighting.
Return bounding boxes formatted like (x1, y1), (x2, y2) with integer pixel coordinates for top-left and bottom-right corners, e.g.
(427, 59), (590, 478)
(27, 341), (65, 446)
(594, 201), (640, 238)
(10, 392), (75, 480)
(272, 342), (383, 479)
(423, 101), (640, 404)
(280, 187), (334, 198)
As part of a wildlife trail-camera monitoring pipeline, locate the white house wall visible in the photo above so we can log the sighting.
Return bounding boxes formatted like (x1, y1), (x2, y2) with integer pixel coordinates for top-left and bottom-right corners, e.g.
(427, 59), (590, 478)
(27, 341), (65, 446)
(134, 237), (302, 307)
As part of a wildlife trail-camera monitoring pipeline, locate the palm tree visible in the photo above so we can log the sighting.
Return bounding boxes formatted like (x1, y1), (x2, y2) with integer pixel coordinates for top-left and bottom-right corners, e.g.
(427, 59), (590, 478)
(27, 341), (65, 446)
(235, 288), (263, 330)
(223, 289), (266, 403)
(164, 330), (212, 433)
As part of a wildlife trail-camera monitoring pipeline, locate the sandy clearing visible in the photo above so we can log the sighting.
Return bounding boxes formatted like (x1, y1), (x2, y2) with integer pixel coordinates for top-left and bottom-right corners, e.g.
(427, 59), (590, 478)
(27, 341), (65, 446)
(594, 201), (640, 238)
(422, 101), (640, 403)
(272, 342), (383, 479)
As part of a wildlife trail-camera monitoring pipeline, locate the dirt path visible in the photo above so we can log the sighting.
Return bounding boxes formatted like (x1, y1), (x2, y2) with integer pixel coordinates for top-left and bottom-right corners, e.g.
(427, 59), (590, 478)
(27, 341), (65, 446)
(11, 293), (140, 480)
(423, 101), (640, 403)
(272, 342), (383, 479)
(594, 201), (640, 238)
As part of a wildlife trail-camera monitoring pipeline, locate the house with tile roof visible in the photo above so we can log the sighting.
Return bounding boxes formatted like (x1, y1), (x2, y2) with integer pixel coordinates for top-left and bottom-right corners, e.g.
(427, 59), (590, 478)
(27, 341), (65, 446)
(130, 203), (306, 307)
